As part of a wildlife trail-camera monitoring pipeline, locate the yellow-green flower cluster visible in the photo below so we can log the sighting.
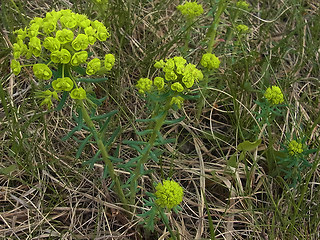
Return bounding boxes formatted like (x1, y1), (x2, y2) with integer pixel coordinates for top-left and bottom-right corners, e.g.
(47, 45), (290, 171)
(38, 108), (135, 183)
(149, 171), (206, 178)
(264, 86), (284, 105)
(236, 24), (249, 34)
(136, 56), (203, 109)
(11, 9), (114, 78)
(288, 140), (303, 156)
(177, 1), (204, 19)
(136, 78), (153, 94)
(11, 9), (115, 106)
(200, 53), (220, 70)
(155, 180), (183, 209)
(236, 1), (249, 10)
(12, 10), (110, 60)
(154, 56), (203, 92)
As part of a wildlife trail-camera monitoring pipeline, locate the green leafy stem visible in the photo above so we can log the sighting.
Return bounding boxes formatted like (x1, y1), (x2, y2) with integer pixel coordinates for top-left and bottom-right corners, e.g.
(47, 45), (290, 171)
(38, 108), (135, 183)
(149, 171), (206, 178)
(78, 99), (129, 211)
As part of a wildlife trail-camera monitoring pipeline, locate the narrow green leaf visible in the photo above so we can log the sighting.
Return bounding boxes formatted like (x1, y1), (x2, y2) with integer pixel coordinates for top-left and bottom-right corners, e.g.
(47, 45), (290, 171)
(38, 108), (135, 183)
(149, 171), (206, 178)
(56, 91), (69, 111)
(108, 155), (122, 163)
(91, 109), (118, 120)
(62, 126), (81, 141)
(71, 65), (86, 75)
(136, 129), (153, 136)
(104, 126), (121, 148)
(76, 134), (93, 159)
(123, 140), (147, 146)
(87, 94), (107, 106)
(164, 116), (185, 125)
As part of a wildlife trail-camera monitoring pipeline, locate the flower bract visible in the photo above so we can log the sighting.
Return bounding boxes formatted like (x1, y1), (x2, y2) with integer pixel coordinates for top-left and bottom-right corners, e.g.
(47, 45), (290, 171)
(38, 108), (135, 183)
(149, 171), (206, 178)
(70, 87), (87, 100)
(11, 60), (21, 75)
(33, 63), (52, 80)
(52, 77), (74, 91)
(86, 58), (101, 75)
(200, 53), (220, 70)
(104, 54), (115, 71)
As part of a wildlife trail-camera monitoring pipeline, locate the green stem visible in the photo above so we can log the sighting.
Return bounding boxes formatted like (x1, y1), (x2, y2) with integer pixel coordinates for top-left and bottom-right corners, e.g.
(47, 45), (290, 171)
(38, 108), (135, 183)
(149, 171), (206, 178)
(289, 151), (320, 237)
(202, 189), (216, 240)
(206, 0), (229, 53)
(79, 100), (129, 211)
(225, 10), (240, 44)
(158, 208), (177, 240)
(182, 18), (193, 55)
(129, 99), (172, 208)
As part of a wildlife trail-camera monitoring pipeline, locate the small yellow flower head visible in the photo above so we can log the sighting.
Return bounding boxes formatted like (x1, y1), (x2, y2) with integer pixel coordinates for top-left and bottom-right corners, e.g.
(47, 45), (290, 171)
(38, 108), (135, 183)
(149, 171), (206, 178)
(70, 87), (87, 100)
(174, 56), (187, 74)
(14, 28), (27, 41)
(170, 96), (184, 109)
(136, 78), (153, 94)
(165, 70), (178, 81)
(43, 37), (61, 52)
(51, 49), (71, 64)
(236, 1), (249, 10)
(154, 59), (165, 69)
(236, 24), (249, 34)
(27, 23), (40, 38)
(56, 29), (74, 44)
(72, 34), (89, 51)
(76, 14), (91, 29)
(288, 140), (303, 156)
(60, 14), (77, 29)
(71, 51), (88, 66)
(184, 63), (203, 82)
(86, 58), (101, 75)
(52, 77), (74, 91)
(84, 26), (97, 45)
(92, 20), (110, 41)
(33, 64), (52, 80)
(177, 1), (204, 19)
(264, 86), (284, 105)
(153, 77), (165, 90)
(104, 54), (115, 71)
(13, 40), (28, 59)
(155, 180), (183, 209)
(11, 59), (21, 75)
(173, 56), (187, 67)
(42, 18), (57, 34)
(29, 37), (42, 57)
(182, 73), (194, 88)
(171, 82), (184, 92)
(200, 53), (220, 70)
(163, 59), (175, 73)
